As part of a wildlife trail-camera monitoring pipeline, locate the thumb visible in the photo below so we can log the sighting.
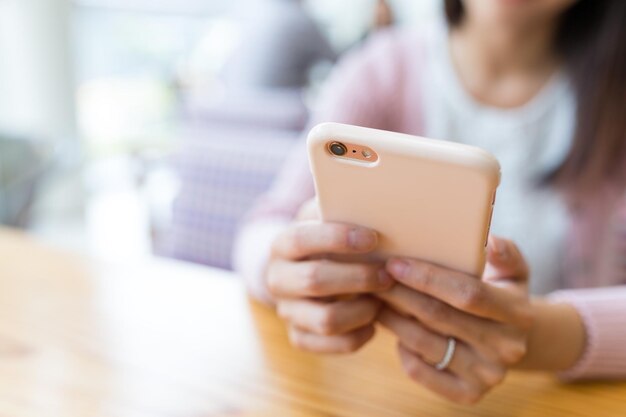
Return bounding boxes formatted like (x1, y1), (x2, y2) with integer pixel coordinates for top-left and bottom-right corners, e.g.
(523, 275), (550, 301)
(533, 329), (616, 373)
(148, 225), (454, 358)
(485, 236), (529, 284)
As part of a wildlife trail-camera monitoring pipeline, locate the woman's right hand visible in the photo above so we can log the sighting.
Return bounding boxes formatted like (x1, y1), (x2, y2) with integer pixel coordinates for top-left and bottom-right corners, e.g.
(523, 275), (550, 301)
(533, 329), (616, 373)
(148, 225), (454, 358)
(266, 200), (394, 353)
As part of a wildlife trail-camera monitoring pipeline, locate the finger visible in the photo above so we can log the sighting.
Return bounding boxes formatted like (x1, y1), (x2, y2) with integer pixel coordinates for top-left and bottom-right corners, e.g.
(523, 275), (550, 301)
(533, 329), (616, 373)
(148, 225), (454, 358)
(379, 309), (463, 373)
(385, 258), (527, 324)
(272, 222), (378, 260)
(379, 309), (505, 387)
(485, 236), (529, 283)
(376, 285), (509, 349)
(277, 297), (381, 335)
(377, 286), (528, 365)
(288, 324), (375, 354)
(296, 199), (320, 221)
(397, 344), (485, 405)
(268, 259), (393, 298)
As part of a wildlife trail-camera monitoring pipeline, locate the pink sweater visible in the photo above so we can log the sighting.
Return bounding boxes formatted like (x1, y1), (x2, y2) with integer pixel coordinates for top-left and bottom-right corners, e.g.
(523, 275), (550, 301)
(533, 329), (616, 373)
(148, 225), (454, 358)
(233, 29), (626, 380)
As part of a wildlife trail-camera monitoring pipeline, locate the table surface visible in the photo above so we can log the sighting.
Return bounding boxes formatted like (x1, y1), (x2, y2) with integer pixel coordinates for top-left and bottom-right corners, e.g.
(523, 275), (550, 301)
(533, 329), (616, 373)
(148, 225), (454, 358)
(1, 228), (625, 417)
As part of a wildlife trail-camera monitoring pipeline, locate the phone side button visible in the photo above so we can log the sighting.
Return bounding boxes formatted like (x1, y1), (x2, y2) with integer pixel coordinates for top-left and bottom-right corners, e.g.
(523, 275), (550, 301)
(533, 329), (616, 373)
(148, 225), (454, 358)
(485, 207), (494, 247)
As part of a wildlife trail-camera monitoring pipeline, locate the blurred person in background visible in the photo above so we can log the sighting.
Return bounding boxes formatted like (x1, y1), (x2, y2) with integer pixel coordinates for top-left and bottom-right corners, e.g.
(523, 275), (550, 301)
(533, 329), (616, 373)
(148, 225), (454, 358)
(221, 0), (336, 90)
(234, 0), (626, 405)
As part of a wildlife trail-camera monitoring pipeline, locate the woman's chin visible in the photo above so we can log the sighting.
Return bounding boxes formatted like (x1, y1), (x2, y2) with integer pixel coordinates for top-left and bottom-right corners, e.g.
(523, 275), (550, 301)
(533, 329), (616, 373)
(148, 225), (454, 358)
(464, 0), (578, 27)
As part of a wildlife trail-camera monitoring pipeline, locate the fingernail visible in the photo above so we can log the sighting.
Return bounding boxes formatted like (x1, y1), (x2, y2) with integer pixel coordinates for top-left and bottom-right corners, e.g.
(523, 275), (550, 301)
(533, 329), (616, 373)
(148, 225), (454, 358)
(387, 259), (409, 278)
(495, 239), (509, 260)
(378, 269), (394, 286)
(348, 228), (377, 250)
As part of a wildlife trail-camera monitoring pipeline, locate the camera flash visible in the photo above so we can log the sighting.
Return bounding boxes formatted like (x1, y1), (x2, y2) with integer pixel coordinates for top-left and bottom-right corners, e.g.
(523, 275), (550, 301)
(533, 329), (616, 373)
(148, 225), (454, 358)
(362, 150), (372, 159)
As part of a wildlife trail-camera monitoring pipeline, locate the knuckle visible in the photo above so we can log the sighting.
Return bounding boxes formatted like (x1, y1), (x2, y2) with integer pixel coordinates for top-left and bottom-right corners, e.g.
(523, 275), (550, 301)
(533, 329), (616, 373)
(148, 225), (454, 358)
(407, 328), (435, 354)
(498, 339), (528, 365)
(288, 328), (305, 350)
(481, 364), (506, 387)
(459, 283), (485, 309)
(317, 306), (340, 335)
(292, 226), (309, 255)
(474, 327), (492, 347)
(508, 342), (528, 364)
(460, 388), (485, 405)
(269, 239), (280, 257)
(328, 225), (351, 250)
(405, 331), (424, 352)
(339, 334), (365, 353)
(488, 367), (507, 387)
(356, 265), (378, 290)
(266, 264), (281, 295)
(423, 299), (450, 323)
(276, 302), (288, 320)
(404, 361), (424, 381)
(302, 262), (325, 294)
(417, 263), (436, 289)
(270, 230), (290, 256)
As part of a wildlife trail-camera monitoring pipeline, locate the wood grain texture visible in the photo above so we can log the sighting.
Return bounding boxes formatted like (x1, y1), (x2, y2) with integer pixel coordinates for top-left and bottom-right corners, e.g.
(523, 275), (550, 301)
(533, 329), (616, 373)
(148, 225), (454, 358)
(0, 228), (625, 417)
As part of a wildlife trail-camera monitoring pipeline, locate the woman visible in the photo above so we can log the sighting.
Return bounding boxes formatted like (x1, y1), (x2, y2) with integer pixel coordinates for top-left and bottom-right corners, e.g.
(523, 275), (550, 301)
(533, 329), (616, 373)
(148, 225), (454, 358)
(233, 0), (626, 404)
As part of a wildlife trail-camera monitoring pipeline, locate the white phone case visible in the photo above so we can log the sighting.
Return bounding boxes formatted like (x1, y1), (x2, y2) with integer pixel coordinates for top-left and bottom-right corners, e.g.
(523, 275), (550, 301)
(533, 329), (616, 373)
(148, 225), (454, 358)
(307, 122), (501, 276)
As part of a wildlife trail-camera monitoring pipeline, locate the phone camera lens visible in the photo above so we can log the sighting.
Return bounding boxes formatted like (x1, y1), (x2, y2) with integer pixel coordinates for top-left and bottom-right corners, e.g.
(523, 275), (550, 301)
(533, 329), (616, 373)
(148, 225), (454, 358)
(329, 142), (347, 156)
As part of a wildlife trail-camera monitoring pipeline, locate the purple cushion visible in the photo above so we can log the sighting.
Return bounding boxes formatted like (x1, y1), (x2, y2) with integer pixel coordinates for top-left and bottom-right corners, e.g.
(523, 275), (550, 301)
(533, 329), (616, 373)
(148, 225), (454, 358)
(158, 125), (300, 269)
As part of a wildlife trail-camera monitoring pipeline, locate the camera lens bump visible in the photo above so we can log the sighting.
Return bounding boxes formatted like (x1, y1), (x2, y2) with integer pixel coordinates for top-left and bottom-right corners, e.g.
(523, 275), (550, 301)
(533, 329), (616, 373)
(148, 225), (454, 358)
(329, 142), (347, 156)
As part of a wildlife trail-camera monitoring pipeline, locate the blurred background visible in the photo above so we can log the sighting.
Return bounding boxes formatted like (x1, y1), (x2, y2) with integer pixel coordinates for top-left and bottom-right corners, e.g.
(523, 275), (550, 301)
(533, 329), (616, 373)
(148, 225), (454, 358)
(0, 0), (439, 268)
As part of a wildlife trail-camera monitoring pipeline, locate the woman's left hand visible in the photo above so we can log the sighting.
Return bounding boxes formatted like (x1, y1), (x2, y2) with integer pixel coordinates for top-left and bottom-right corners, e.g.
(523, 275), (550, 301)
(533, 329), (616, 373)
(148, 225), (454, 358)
(376, 236), (533, 404)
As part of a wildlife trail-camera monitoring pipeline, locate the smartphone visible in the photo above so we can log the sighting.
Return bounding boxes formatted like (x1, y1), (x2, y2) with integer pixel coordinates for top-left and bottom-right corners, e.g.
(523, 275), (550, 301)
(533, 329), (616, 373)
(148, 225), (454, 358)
(307, 122), (501, 277)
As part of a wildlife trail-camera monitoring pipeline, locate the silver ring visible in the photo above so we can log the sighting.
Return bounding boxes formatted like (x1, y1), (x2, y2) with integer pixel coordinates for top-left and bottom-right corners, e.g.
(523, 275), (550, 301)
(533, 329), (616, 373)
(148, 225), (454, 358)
(435, 337), (457, 371)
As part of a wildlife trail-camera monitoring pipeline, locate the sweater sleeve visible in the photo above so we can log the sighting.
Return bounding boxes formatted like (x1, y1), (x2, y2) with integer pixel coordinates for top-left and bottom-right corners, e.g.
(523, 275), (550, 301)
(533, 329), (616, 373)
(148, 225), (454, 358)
(548, 287), (626, 380)
(547, 190), (626, 379)
(232, 30), (407, 303)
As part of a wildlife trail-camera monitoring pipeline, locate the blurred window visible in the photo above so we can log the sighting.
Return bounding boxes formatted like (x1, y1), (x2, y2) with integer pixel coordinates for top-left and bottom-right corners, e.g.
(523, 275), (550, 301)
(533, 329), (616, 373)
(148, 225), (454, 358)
(74, 0), (239, 157)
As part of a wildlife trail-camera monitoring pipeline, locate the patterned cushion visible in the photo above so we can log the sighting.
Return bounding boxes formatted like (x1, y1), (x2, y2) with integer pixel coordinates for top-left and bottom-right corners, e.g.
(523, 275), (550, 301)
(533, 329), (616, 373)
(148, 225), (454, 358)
(157, 124), (300, 269)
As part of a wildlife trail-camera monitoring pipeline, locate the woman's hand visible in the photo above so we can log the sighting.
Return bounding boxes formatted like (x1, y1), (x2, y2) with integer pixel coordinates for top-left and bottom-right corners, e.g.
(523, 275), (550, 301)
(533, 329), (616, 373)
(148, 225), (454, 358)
(267, 200), (394, 353)
(376, 237), (532, 404)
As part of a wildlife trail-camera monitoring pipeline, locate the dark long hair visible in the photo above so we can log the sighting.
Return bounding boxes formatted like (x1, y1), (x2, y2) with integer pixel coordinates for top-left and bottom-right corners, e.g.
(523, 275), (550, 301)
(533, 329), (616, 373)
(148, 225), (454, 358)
(444, 0), (626, 191)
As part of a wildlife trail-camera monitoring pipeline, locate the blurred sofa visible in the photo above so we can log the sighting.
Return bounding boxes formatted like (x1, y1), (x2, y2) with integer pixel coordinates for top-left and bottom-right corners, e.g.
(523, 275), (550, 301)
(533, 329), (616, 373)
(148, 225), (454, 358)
(155, 88), (308, 269)
(0, 136), (55, 228)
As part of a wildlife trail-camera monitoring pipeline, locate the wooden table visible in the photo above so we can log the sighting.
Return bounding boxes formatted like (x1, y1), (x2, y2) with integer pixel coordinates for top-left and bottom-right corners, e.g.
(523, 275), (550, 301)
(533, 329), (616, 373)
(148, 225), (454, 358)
(1, 229), (625, 417)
